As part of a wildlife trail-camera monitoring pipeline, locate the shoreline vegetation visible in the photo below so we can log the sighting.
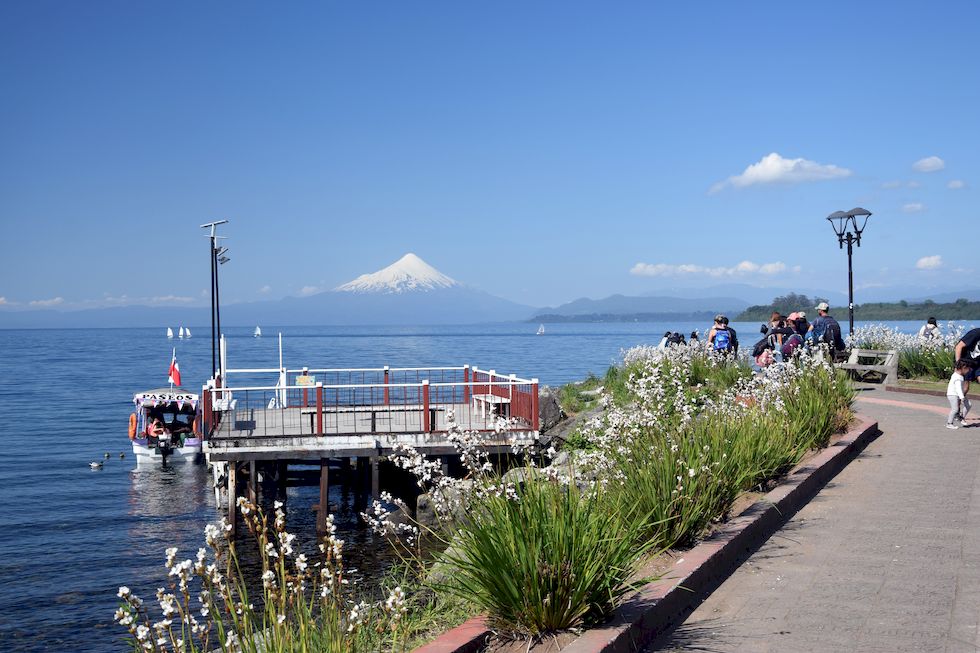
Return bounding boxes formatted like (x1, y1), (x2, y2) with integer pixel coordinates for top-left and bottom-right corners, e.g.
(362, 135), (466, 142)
(736, 293), (980, 322)
(528, 294), (980, 323)
(116, 344), (855, 652)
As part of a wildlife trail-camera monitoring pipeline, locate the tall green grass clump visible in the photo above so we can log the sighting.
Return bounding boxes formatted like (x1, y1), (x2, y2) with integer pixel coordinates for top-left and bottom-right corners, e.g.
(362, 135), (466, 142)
(436, 478), (651, 636)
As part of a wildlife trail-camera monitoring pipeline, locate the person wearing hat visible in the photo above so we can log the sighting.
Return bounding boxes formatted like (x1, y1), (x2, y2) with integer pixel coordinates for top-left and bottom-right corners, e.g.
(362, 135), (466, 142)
(918, 317), (940, 341)
(794, 310), (810, 336)
(807, 302), (845, 352)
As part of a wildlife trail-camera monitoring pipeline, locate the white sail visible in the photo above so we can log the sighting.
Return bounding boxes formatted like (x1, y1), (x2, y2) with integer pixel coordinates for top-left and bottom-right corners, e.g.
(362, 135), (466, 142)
(537, 324), (545, 335)
(178, 326), (185, 339)
(254, 326), (262, 337)
(185, 327), (191, 338)
(167, 327), (174, 339)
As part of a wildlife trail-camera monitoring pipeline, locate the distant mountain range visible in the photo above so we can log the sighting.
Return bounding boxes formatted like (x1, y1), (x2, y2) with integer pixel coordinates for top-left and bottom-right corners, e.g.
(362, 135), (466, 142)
(3, 254), (979, 328)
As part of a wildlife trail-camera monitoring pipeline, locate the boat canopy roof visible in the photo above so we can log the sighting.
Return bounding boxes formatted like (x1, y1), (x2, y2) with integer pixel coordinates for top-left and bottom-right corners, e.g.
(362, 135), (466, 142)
(133, 388), (199, 406)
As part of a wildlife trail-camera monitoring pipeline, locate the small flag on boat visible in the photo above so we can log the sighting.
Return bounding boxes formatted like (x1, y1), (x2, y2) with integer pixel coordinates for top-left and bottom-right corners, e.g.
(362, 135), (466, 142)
(168, 348), (182, 387)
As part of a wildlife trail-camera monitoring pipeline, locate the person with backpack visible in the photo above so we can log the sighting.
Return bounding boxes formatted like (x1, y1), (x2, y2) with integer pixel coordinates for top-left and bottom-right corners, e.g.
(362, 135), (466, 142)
(918, 317), (940, 341)
(807, 302), (846, 354)
(708, 314), (735, 354)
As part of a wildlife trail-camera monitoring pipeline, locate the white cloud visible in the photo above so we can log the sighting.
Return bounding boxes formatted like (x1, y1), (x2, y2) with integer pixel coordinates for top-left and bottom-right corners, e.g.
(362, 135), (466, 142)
(709, 152), (852, 193)
(630, 260), (790, 278)
(948, 179), (966, 189)
(299, 285), (321, 296)
(902, 202), (925, 213)
(259, 285), (272, 294)
(881, 180), (902, 189)
(29, 297), (64, 307)
(149, 295), (195, 304)
(907, 180), (921, 189)
(912, 156), (945, 173)
(916, 255), (943, 270)
(792, 265), (802, 273)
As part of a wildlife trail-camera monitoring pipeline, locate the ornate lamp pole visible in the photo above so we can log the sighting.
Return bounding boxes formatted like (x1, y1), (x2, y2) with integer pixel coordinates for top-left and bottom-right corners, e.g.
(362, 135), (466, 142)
(200, 220), (230, 379)
(826, 207), (872, 336)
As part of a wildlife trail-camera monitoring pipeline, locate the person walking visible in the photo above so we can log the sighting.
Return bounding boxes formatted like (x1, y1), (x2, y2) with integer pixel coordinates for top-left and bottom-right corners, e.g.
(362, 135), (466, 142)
(947, 360), (973, 429)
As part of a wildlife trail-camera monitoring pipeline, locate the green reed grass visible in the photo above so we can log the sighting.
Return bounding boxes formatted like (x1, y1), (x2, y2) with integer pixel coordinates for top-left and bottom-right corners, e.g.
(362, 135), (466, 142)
(435, 478), (652, 637)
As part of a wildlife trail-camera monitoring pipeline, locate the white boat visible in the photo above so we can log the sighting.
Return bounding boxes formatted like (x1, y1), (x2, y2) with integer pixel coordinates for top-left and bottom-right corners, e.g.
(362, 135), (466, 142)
(185, 327), (191, 338)
(178, 326), (185, 339)
(128, 389), (203, 465)
(536, 324), (545, 335)
(254, 326), (262, 338)
(166, 327), (174, 339)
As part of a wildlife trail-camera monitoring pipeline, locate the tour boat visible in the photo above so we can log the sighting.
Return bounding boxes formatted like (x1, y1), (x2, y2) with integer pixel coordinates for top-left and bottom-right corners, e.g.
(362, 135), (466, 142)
(536, 324), (545, 335)
(166, 327), (174, 339)
(254, 326), (262, 338)
(128, 388), (204, 464)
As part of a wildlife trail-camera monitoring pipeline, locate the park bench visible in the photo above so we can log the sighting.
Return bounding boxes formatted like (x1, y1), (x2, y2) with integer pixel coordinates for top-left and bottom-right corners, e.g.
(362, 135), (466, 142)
(838, 348), (899, 385)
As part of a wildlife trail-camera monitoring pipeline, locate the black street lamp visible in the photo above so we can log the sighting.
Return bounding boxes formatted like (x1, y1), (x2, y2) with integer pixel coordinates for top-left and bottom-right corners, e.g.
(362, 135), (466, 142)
(200, 220), (229, 380)
(826, 207), (872, 336)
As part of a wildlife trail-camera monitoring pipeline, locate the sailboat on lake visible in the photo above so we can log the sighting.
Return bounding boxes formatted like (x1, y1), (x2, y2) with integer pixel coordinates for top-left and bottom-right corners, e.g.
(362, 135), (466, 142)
(166, 327), (174, 339)
(254, 326), (262, 338)
(536, 324), (546, 335)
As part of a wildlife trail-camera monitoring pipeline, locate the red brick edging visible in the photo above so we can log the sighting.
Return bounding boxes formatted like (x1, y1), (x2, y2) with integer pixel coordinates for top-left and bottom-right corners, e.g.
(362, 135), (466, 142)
(414, 415), (880, 653)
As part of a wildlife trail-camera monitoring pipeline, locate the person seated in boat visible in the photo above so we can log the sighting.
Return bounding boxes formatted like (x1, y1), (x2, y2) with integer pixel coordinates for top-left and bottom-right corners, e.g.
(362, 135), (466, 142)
(170, 414), (192, 435)
(146, 415), (166, 437)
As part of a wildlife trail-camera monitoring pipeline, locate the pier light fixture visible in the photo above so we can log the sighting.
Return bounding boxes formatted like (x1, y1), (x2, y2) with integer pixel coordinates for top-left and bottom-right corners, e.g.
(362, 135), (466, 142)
(201, 220), (230, 379)
(825, 207), (872, 336)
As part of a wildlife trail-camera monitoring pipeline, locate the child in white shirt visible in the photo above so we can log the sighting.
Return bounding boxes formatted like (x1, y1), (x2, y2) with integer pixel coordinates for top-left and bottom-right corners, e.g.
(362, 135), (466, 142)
(947, 360), (973, 429)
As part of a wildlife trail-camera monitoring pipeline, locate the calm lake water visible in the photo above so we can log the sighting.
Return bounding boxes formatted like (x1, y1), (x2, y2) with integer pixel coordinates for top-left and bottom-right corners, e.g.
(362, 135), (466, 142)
(0, 320), (973, 652)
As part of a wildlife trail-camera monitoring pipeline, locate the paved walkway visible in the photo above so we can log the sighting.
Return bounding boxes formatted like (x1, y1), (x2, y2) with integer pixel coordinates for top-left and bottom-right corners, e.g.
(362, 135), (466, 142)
(650, 385), (980, 652)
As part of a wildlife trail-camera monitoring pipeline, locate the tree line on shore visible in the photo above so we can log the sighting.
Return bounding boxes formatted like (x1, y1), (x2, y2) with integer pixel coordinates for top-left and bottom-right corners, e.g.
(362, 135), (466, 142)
(736, 293), (980, 322)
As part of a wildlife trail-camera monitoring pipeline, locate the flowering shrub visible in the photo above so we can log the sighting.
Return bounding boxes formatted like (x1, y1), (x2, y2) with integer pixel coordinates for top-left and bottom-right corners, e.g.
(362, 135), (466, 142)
(577, 344), (853, 548)
(849, 323), (962, 380)
(116, 499), (417, 653)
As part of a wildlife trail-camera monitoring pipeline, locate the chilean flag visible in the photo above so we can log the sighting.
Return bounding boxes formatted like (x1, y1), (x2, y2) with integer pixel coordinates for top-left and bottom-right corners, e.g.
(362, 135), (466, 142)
(168, 348), (182, 387)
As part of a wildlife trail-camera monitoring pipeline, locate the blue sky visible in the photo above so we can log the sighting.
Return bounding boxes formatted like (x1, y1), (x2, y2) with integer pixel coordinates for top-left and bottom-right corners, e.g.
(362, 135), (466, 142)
(1, 1), (977, 310)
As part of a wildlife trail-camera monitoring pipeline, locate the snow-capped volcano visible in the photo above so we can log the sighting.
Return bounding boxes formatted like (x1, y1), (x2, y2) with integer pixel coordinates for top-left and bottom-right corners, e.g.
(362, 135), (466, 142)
(335, 253), (460, 294)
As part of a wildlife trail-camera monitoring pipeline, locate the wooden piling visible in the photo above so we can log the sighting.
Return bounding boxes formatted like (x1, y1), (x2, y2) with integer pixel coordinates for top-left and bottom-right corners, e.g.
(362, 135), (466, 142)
(227, 462), (238, 537)
(248, 460), (257, 503)
(317, 458), (329, 534)
(371, 457), (380, 499)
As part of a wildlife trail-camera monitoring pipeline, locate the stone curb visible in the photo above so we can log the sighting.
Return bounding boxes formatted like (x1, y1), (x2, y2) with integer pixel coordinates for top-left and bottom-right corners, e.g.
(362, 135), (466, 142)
(413, 415), (880, 653)
(885, 384), (947, 398)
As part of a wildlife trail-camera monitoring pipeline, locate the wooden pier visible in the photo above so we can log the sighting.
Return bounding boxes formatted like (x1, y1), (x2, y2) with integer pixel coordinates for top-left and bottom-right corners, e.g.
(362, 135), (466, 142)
(201, 363), (539, 534)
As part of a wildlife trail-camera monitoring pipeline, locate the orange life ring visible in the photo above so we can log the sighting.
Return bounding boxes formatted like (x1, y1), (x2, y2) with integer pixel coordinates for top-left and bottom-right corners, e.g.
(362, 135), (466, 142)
(128, 413), (137, 440)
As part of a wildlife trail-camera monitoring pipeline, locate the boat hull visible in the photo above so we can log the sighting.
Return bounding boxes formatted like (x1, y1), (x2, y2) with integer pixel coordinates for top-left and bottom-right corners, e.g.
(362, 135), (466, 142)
(131, 438), (203, 464)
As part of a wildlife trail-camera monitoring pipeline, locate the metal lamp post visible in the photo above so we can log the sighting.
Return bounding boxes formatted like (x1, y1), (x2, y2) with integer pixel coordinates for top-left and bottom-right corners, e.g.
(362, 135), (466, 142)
(826, 207), (872, 336)
(200, 220), (229, 379)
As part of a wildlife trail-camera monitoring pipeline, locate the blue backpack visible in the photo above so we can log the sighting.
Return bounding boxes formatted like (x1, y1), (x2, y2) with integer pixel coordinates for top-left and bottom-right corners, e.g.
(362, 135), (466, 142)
(714, 328), (732, 352)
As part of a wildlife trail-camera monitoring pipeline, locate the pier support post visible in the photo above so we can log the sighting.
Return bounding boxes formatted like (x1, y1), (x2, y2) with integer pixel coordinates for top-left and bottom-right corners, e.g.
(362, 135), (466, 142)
(276, 462), (288, 502)
(384, 366), (390, 405)
(531, 378), (540, 431)
(316, 458), (329, 534)
(422, 380), (431, 432)
(248, 460), (257, 503)
(316, 382), (323, 436)
(371, 457), (380, 499)
(227, 462), (238, 537)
